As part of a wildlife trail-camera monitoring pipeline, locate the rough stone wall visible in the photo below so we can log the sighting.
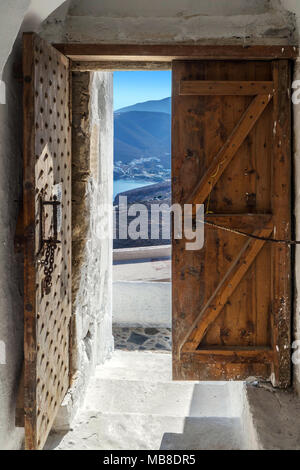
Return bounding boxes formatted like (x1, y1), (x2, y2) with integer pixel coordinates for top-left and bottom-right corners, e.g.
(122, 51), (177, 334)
(54, 71), (114, 430)
(92, 71), (114, 365)
(72, 70), (114, 371)
(40, 0), (296, 45)
(244, 384), (300, 449)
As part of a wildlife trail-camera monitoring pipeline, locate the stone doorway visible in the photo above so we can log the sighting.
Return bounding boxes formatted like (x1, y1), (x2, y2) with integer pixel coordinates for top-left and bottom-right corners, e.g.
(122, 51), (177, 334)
(47, 47), (298, 450)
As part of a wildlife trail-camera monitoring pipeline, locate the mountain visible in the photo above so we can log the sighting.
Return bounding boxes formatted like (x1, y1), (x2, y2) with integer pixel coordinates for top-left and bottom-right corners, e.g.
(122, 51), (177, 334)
(113, 97), (172, 248)
(114, 109), (171, 169)
(115, 97), (171, 115)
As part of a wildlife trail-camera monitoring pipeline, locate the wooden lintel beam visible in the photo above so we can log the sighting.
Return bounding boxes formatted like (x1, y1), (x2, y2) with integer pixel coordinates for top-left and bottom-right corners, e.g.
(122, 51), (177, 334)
(53, 44), (299, 61)
(180, 80), (274, 96)
(71, 60), (171, 71)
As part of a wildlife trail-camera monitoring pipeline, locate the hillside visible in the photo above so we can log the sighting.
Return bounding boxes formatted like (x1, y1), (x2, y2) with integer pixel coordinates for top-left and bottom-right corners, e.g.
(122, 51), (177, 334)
(115, 97), (171, 115)
(114, 181), (171, 205)
(114, 181), (171, 249)
(114, 97), (171, 182)
(114, 110), (171, 169)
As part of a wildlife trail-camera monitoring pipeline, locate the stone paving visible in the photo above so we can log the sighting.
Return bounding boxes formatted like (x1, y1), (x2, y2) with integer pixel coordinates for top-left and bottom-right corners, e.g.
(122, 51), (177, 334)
(113, 326), (171, 351)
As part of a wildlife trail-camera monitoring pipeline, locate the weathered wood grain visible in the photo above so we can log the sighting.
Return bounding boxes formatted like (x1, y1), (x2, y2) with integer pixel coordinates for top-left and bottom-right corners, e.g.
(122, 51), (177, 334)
(270, 61), (292, 388)
(182, 224), (273, 353)
(54, 44), (299, 61)
(172, 59), (291, 385)
(23, 33), (72, 450)
(189, 94), (272, 206)
(180, 80), (274, 96)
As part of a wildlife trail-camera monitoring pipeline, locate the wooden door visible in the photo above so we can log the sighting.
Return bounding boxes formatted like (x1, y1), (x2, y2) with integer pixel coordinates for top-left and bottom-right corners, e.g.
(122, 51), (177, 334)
(23, 33), (72, 449)
(172, 60), (291, 387)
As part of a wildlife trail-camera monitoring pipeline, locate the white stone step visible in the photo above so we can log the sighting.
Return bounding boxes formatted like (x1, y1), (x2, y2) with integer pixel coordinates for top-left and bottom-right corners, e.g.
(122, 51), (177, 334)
(84, 378), (236, 418)
(94, 351), (174, 382)
(94, 350), (239, 385)
(46, 351), (245, 450)
(46, 412), (244, 450)
(89, 351), (243, 418)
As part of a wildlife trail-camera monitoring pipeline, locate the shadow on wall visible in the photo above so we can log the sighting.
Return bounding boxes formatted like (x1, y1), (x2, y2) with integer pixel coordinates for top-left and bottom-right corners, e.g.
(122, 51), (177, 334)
(160, 417), (243, 450)
(160, 383), (244, 450)
(43, 430), (68, 450)
(0, 43), (24, 448)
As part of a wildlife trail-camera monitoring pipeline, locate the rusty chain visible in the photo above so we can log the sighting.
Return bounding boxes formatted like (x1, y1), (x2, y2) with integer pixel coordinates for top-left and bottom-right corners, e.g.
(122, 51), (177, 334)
(40, 240), (56, 294)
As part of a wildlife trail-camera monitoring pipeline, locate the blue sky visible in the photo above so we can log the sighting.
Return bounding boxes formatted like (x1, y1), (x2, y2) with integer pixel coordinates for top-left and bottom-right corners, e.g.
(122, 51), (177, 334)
(113, 71), (171, 110)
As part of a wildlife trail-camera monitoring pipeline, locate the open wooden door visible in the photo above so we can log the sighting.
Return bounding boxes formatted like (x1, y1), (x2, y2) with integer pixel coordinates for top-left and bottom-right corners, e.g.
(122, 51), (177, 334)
(23, 33), (72, 449)
(172, 59), (291, 387)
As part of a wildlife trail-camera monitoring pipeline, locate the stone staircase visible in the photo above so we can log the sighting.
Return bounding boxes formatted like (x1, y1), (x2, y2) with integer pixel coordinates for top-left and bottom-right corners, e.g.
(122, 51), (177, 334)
(45, 351), (246, 450)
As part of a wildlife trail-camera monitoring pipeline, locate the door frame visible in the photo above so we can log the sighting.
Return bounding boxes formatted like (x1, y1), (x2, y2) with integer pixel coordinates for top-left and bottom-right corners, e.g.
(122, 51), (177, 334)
(58, 44), (297, 387)
(54, 44), (298, 62)
(53, 43), (298, 72)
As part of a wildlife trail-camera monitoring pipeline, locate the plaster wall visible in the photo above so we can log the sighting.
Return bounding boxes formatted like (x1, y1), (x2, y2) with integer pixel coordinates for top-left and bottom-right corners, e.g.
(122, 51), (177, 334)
(0, 35), (24, 452)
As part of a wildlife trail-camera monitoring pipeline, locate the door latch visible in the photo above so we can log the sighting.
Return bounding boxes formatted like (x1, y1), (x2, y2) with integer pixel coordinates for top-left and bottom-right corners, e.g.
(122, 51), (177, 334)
(39, 196), (61, 295)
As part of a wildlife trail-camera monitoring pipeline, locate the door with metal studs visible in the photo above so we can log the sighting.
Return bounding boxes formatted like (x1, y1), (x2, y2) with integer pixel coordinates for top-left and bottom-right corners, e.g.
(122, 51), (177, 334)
(23, 33), (72, 450)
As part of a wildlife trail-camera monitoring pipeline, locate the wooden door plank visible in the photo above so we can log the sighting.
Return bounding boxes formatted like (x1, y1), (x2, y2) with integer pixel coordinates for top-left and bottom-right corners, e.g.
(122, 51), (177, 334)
(190, 348), (274, 364)
(204, 213), (272, 230)
(23, 32), (37, 451)
(181, 224), (274, 353)
(182, 348), (274, 365)
(270, 61), (292, 388)
(189, 94), (272, 205)
(180, 80), (274, 96)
